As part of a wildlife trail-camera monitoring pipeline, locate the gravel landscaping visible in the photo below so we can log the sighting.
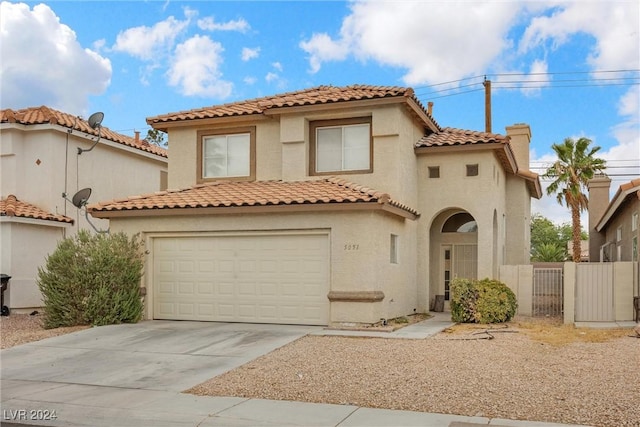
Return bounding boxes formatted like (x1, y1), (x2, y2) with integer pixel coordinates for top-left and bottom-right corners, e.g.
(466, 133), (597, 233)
(2, 313), (638, 427)
(0, 313), (89, 349)
(188, 320), (640, 427)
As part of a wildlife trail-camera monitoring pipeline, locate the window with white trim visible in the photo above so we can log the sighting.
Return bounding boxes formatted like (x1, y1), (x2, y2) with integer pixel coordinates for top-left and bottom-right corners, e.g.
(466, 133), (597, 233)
(310, 117), (372, 174)
(632, 212), (638, 232)
(616, 226), (622, 242)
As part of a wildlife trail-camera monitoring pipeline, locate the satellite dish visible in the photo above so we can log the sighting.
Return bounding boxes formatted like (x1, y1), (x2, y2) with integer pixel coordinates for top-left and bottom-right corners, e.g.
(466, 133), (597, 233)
(78, 112), (105, 155)
(87, 112), (104, 130)
(71, 188), (92, 208)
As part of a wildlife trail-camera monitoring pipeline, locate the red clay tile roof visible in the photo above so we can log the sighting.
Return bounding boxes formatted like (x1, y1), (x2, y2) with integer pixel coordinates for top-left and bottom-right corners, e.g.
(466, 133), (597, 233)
(415, 127), (508, 148)
(147, 85), (440, 131)
(88, 178), (419, 218)
(1, 106), (167, 158)
(0, 195), (73, 224)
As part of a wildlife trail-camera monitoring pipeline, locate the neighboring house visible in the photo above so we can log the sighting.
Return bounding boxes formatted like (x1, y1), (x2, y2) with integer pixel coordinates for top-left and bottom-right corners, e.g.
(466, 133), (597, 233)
(89, 85), (541, 325)
(588, 175), (640, 262)
(0, 106), (168, 311)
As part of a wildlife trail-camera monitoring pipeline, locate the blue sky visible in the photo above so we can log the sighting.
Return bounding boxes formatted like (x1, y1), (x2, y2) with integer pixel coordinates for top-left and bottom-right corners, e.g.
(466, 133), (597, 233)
(1, 0), (639, 224)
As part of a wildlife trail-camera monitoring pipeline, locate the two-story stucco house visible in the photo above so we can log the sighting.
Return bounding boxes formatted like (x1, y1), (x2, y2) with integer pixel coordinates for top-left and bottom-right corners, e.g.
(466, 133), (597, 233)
(588, 175), (640, 263)
(90, 85), (541, 326)
(0, 106), (168, 311)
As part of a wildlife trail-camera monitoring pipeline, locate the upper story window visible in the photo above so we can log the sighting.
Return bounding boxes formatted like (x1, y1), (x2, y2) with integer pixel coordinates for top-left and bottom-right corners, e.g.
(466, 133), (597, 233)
(310, 117), (372, 175)
(428, 166), (440, 178)
(197, 127), (255, 182)
(632, 212), (638, 232)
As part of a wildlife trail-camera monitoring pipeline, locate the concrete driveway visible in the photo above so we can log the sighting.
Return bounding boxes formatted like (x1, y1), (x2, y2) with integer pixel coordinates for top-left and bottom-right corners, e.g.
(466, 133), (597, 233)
(1, 320), (319, 393)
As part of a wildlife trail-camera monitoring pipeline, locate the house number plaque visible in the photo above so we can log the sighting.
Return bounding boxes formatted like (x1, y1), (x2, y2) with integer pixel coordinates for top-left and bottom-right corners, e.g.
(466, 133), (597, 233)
(344, 244), (360, 251)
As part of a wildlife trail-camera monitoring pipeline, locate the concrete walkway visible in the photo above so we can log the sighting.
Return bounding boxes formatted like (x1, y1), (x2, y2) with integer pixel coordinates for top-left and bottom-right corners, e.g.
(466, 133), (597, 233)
(1, 314), (590, 427)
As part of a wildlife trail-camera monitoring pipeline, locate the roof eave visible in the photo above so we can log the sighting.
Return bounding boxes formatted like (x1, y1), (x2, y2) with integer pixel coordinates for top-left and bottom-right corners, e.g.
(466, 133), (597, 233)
(90, 200), (419, 220)
(596, 187), (640, 232)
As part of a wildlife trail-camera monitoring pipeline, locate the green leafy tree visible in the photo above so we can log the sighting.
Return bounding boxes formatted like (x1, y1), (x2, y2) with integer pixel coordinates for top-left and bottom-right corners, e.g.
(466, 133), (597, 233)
(530, 214), (587, 262)
(145, 128), (167, 147)
(543, 137), (606, 262)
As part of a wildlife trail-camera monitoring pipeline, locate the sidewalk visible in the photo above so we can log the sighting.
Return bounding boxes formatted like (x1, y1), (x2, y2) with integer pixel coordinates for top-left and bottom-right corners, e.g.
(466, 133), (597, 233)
(2, 381), (590, 427)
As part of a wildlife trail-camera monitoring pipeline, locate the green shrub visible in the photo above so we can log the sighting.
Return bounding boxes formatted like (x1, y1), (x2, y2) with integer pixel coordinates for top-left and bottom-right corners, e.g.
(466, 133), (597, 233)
(37, 230), (145, 329)
(450, 277), (517, 324)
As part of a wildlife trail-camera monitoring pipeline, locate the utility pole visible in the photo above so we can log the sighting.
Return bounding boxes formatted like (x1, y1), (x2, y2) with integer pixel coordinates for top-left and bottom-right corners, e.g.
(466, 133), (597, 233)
(483, 77), (492, 133)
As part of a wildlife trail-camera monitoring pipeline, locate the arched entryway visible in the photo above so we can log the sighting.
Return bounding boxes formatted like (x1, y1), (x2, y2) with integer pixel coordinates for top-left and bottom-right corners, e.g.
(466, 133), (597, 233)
(429, 209), (478, 309)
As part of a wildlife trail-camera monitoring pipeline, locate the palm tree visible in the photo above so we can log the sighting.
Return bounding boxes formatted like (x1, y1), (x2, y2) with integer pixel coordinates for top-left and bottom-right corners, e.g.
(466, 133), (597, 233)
(531, 242), (567, 262)
(543, 137), (606, 262)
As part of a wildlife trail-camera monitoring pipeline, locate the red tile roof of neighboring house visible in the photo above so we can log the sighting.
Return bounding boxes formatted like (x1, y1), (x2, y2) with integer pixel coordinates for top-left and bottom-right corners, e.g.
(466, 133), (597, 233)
(0, 195), (73, 224)
(147, 85), (440, 131)
(415, 127), (508, 147)
(89, 178), (419, 219)
(1, 106), (167, 158)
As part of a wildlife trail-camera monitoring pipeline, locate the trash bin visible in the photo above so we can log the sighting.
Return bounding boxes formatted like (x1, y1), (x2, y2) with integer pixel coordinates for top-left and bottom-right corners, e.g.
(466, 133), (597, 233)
(0, 274), (11, 316)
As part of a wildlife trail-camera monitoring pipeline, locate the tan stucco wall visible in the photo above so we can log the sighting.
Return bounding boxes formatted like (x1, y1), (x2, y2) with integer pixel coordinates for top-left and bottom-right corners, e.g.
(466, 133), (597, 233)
(165, 104), (422, 209)
(603, 198), (640, 262)
(418, 150), (508, 302)
(109, 209), (418, 324)
(0, 221), (67, 309)
(613, 262), (635, 321)
(499, 264), (533, 316)
(505, 175), (532, 265)
(0, 124), (168, 309)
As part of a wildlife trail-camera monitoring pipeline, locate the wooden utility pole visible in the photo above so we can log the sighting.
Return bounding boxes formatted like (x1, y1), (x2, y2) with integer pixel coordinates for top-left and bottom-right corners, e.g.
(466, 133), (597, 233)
(483, 78), (492, 133)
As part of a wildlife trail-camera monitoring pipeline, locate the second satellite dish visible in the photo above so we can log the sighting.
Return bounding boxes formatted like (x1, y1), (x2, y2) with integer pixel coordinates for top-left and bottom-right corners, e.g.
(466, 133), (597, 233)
(71, 188), (92, 208)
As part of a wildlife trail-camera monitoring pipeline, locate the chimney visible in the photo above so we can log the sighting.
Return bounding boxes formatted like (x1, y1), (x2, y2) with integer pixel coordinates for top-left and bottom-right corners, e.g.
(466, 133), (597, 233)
(505, 124), (531, 172)
(587, 175), (612, 261)
(134, 131), (140, 144)
(427, 102), (433, 116)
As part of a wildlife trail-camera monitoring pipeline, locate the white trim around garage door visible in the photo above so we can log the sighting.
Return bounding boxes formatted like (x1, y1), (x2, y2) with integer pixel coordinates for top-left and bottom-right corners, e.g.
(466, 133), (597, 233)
(145, 230), (331, 325)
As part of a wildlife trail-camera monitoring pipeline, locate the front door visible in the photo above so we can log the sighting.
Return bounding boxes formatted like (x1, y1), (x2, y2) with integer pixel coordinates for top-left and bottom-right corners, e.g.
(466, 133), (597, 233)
(441, 244), (478, 307)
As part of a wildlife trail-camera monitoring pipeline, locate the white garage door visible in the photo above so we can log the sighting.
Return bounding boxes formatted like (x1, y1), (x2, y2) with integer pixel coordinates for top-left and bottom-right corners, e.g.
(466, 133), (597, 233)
(152, 233), (329, 325)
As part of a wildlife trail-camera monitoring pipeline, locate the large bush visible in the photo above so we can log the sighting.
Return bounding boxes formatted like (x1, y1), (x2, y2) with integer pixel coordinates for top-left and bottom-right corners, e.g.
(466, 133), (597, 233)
(37, 230), (145, 329)
(450, 278), (517, 324)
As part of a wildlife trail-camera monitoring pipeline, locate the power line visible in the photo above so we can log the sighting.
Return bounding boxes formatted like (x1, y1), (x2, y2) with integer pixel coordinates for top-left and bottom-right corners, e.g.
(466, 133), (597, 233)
(413, 69), (640, 100)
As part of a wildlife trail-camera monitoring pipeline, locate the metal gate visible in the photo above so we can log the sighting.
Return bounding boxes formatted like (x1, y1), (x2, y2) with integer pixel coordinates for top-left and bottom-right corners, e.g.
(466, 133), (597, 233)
(532, 265), (563, 317)
(575, 263), (614, 322)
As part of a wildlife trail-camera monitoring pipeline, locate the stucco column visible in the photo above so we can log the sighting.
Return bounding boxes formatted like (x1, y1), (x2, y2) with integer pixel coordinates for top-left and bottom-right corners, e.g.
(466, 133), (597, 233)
(587, 175), (611, 262)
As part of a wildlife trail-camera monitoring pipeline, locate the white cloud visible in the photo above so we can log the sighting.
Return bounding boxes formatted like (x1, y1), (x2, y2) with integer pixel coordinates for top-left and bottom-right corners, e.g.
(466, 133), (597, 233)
(300, 1), (522, 83)
(244, 76), (257, 85)
(519, 2), (639, 71)
(112, 15), (190, 61)
(265, 72), (279, 83)
(167, 35), (233, 98)
(0, 2), (111, 114)
(271, 62), (283, 72)
(241, 47), (260, 61)
(198, 16), (249, 32)
(299, 32), (350, 74)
